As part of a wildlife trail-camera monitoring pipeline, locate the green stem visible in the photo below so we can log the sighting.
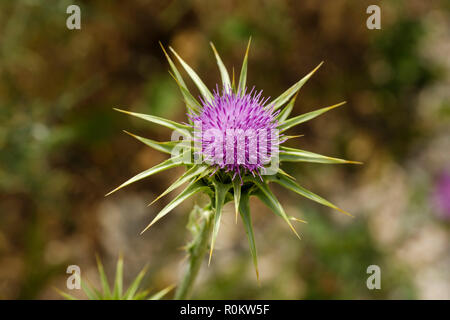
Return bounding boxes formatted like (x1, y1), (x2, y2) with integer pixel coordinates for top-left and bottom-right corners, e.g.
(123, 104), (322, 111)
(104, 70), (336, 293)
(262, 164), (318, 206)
(174, 205), (213, 299)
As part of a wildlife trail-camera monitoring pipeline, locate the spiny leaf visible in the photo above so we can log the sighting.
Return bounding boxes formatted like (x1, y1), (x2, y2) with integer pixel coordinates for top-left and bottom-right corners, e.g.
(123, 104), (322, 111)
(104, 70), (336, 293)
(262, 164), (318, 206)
(168, 71), (202, 114)
(55, 288), (77, 300)
(280, 146), (362, 165)
(149, 165), (209, 205)
(148, 284), (175, 300)
(113, 254), (124, 299)
(278, 167), (297, 181)
(278, 101), (346, 132)
(210, 42), (231, 92)
(239, 192), (259, 281)
(113, 108), (191, 136)
(105, 154), (184, 196)
(209, 181), (231, 265)
(270, 62), (323, 111)
(169, 46), (214, 102)
(160, 42), (201, 115)
(290, 216), (308, 224)
(133, 289), (151, 300)
(232, 178), (241, 223)
(266, 174), (353, 217)
(159, 42), (188, 89)
(238, 37), (251, 94)
(276, 92), (298, 122)
(252, 179), (300, 239)
(96, 255), (112, 299)
(124, 265), (148, 300)
(81, 280), (101, 300)
(141, 180), (208, 234)
(123, 131), (182, 155)
(282, 134), (304, 142)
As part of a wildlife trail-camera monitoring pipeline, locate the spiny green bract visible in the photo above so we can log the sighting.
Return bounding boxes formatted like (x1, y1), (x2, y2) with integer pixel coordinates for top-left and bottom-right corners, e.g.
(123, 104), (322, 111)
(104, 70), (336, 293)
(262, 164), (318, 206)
(107, 39), (361, 280)
(57, 255), (173, 300)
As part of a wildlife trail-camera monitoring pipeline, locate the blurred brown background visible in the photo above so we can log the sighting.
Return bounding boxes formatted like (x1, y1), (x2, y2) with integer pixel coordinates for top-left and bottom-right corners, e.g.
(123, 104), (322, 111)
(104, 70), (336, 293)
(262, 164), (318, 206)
(0, 0), (449, 299)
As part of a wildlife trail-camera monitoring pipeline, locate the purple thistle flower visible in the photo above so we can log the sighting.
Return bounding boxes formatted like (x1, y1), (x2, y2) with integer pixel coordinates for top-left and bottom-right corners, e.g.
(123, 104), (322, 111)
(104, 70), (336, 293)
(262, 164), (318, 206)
(109, 41), (360, 283)
(190, 86), (280, 181)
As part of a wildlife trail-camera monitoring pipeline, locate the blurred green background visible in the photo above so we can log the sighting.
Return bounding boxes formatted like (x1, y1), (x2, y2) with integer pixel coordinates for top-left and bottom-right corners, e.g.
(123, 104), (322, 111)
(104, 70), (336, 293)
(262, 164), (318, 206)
(0, 0), (449, 299)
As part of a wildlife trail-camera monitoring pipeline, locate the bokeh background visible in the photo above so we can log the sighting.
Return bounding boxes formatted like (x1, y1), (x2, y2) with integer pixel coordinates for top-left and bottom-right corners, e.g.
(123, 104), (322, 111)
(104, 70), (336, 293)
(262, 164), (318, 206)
(1, 0), (449, 299)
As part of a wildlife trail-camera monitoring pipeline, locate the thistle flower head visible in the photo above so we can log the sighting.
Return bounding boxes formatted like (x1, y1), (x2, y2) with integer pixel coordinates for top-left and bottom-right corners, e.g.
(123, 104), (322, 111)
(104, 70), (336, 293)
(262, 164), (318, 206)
(190, 86), (280, 179)
(108, 40), (361, 280)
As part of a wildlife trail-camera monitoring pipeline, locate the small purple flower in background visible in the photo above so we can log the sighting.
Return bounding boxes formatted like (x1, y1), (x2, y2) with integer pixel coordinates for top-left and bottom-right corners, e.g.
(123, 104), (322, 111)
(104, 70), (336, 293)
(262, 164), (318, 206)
(433, 171), (450, 219)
